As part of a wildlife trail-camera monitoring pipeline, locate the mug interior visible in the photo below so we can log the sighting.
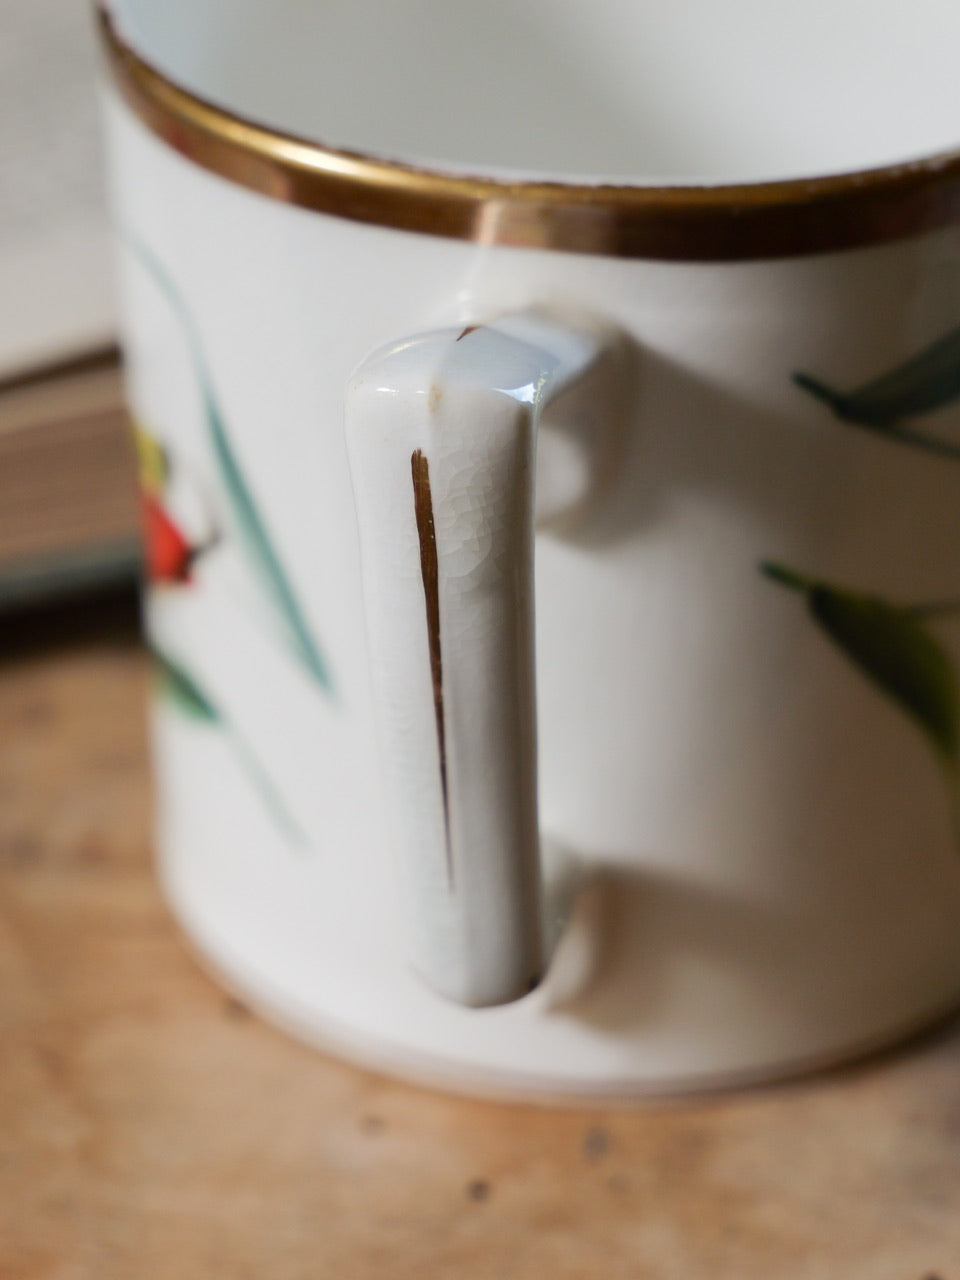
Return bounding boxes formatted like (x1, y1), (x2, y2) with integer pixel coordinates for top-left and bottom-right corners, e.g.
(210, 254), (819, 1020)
(110, 0), (960, 186)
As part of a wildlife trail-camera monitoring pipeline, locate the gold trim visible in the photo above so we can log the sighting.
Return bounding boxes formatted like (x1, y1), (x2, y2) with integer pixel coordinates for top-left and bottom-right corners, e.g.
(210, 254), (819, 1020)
(410, 448), (452, 891)
(98, 4), (960, 261)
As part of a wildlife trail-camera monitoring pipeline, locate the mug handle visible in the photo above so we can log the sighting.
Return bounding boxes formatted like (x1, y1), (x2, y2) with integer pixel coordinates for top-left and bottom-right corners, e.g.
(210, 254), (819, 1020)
(346, 311), (618, 1006)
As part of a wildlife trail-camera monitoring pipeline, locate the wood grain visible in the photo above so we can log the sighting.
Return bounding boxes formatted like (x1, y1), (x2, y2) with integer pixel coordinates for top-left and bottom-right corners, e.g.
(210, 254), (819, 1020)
(2, 618), (960, 1279)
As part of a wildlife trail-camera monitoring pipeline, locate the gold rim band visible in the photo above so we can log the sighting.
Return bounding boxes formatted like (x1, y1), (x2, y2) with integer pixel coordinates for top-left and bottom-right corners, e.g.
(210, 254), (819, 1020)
(98, 4), (960, 261)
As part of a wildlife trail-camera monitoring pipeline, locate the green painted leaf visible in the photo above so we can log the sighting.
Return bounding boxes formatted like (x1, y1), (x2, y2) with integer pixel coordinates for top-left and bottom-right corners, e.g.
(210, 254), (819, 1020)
(793, 323), (960, 427)
(128, 238), (333, 691)
(151, 646), (306, 847)
(154, 648), (220, 723)
(762, 562), (959, 765)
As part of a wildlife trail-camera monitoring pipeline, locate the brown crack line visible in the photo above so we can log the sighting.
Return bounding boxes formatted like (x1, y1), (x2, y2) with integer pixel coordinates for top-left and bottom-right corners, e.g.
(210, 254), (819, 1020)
(411, 449), (453, 890)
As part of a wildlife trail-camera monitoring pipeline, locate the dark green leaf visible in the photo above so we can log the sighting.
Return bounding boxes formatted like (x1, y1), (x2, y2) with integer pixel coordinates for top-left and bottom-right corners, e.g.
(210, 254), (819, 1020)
(153, 648), (220, 723)
(128, 238), (333, 691)
(762, 562), (959, 765)
(203, 383), (332, 690)
(793, 323), (960, 427)
(151, 646), (306, 846)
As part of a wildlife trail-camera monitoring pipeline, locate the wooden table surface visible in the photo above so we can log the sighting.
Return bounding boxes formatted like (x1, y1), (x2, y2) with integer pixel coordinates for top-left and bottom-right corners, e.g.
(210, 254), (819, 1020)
(2, 593), (960, 1280)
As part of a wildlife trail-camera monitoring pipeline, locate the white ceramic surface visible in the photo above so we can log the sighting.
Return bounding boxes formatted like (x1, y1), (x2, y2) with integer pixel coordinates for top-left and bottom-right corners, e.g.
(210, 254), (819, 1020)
(101, 0), (960, 1097)
(110, 0), (960, 182)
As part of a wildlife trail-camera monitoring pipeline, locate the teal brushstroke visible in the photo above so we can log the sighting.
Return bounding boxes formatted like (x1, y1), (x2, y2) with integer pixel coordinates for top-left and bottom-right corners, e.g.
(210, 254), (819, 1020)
(153, 646), (308, 849)
(129, 237), (333, 692)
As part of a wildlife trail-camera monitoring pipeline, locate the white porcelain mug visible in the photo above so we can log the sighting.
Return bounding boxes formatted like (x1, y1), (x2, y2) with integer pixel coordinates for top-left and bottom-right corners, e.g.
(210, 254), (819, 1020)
(98, 0), (960, 1098)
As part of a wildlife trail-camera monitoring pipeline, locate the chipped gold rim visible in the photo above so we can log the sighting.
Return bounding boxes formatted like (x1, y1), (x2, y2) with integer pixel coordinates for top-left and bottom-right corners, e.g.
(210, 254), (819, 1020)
(98, 3), (960, 261)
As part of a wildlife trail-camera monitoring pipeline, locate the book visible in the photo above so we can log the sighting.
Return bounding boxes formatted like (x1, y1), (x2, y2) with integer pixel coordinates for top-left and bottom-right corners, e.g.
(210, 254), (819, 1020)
(0, 350), (141, 611)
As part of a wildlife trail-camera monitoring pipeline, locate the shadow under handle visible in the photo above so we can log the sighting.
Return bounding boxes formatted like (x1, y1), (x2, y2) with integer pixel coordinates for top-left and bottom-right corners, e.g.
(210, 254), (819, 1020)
(346, 313), (609, 1006)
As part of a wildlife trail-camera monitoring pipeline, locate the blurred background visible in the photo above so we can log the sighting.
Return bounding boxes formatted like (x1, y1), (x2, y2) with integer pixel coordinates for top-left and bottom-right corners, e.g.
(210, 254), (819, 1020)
(0, 0), (140, 619)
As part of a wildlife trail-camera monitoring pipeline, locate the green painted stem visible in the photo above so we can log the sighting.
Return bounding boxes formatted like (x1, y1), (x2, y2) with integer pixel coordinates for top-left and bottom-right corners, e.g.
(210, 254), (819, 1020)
(153, 646), (307, 849)
(128, 236), (334, 692)
(224, 724), (309, 851)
